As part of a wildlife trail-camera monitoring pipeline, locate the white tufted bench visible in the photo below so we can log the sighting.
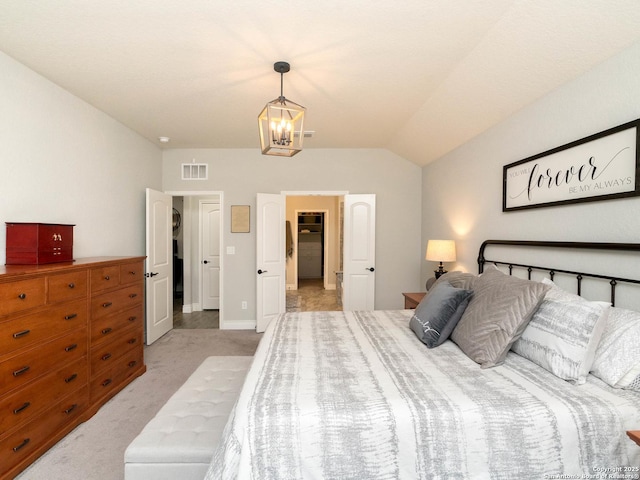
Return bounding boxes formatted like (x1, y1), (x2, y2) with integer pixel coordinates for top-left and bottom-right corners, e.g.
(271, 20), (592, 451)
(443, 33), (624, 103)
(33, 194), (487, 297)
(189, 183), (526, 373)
(124, 356), (252, 480)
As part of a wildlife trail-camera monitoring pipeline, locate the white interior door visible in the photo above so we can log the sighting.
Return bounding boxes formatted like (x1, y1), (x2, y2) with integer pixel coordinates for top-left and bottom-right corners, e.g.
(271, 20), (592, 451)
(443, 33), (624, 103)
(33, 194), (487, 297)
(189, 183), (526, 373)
(343, 194), (376, 311)
(145, 188), (173, 344)
(256, 193), (285, 333)
(201, 201), (220, 310)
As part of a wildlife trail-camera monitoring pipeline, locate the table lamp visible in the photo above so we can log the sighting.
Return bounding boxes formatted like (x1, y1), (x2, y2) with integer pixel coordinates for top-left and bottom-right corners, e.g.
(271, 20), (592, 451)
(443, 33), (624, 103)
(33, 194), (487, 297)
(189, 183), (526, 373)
(426, 240), (456, 282)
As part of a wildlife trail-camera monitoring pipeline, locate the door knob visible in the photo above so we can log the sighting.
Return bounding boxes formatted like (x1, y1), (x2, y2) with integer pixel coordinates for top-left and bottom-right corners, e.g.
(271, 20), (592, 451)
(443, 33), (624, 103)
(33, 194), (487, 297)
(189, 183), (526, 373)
(257, 269), (268, 274)
(203, 260), (209, 264)
(145, 272), (159, 277)
(366, 267), (375, 272)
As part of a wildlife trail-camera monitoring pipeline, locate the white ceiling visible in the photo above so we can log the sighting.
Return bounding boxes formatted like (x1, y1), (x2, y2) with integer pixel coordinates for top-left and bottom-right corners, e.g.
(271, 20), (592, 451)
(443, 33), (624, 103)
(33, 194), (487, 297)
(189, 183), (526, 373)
(1, 1), (640, 166)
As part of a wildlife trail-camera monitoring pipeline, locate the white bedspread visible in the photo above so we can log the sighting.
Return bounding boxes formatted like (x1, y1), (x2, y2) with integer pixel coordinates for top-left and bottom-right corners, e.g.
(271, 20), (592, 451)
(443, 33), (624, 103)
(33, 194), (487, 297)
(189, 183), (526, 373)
(205, 310), (640, 479)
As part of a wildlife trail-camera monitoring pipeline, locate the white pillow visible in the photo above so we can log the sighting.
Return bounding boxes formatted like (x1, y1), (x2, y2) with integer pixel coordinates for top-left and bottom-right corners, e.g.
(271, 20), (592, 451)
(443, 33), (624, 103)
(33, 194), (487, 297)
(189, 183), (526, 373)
(511, 278), (609, 385)
(591, 306), (640, 391)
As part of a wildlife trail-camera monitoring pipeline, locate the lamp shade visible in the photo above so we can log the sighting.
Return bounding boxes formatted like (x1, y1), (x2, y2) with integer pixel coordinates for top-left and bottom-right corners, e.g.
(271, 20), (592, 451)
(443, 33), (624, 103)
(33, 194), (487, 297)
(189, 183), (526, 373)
(425, 240), (456, 262)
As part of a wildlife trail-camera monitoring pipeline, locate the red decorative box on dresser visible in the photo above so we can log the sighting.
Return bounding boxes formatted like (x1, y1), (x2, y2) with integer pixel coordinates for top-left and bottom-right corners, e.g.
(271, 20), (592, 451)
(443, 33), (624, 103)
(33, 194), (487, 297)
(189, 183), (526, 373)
(5, 223), (75, 265)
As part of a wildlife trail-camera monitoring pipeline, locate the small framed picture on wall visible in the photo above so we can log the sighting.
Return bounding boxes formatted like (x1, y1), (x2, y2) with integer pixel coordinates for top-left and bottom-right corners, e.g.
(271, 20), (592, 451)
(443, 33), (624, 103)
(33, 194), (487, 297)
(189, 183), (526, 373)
(231, 205), (250, 233)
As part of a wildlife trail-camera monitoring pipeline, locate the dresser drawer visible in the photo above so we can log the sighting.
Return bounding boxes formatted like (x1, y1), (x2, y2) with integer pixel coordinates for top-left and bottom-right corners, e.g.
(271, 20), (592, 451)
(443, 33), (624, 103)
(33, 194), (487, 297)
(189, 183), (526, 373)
(90, 348), (144, 403)
(90, 304), (143, 345)
(0, 357), (87, 433)
(90, 327), (143, 376)
(0, 385), (88, 478)
(91, 284), (143, 320)
(0, 329), (87, 393)
(0, 300), (87, 358)
(47, 270), (88, 304)
(119, 261), (144, 286)
(90, 266), (121, 293)
(0, 278), (46, 317)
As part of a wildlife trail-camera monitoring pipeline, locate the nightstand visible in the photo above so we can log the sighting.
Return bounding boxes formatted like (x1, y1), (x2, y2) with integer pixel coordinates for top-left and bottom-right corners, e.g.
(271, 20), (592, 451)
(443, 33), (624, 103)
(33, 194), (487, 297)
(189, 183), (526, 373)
(627, 430), (640, 447)
(403, 292), (426, 309)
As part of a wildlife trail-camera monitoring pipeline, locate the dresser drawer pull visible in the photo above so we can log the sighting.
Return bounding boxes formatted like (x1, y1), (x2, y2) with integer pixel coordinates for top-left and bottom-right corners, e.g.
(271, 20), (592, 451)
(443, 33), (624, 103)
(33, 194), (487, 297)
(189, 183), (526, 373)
(128, 271), (137, 276)
(12, 438), (30, 453)
(101, 327), (112, 335)
(64, 313), (78, 320)
(64, 404), (78, 415)
(13, 402), (31, 415)
(128, 338), (137, 344)
(128, 360), (137, 368)
(13, 330), (30, 339)
(13, 366), (30, 377)
(102, 302), (113, 308)
(104, 275), (110, 281)
(68, 282), (75, 289)
(129, 293), (137, 299)
(64, 373), (78, 383)
(65, 343), (78, 352)
(102, 378), (112, 387)
(101, 353), (112, 361)
(128, 316), (137, 322)
(18, 293), (27, 300)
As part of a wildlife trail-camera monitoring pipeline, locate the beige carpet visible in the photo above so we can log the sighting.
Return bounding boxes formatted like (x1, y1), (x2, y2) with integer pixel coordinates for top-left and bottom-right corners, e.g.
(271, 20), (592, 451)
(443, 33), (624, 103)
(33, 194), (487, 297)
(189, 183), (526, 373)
(15, 328), (262, 480)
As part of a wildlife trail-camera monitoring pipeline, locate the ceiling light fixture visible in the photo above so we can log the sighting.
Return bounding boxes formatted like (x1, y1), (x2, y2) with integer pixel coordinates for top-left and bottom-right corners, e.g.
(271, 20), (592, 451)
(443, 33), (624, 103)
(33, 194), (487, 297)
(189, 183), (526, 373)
(258, 61), (306, 157)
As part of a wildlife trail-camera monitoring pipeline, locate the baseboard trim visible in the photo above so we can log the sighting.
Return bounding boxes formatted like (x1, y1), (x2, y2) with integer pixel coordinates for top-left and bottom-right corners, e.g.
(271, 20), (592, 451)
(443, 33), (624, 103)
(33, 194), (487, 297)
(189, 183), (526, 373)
(221, 319), (255, 330)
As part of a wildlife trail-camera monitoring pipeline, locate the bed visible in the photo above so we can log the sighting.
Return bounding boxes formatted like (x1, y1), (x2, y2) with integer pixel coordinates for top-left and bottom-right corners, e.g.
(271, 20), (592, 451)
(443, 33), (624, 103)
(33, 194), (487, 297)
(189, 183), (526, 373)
(205, 241), (640, 479)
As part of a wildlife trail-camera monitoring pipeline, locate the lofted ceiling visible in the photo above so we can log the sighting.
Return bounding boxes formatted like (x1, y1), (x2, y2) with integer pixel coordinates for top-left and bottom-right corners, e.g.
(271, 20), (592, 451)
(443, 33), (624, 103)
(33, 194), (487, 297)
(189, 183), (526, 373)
(1, 1), (640, 166)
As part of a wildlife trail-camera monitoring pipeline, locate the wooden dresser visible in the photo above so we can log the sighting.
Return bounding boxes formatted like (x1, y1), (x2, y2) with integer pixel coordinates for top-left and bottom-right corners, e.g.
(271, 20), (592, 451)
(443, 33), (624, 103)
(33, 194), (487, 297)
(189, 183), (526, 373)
(0, 257), (146, 479)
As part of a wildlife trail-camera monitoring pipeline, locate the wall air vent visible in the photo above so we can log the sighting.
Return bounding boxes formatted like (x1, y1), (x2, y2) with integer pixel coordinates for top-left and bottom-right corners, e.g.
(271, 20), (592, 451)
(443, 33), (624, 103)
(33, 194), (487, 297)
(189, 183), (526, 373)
(293, 131), (315, 138)
(181, 163), (208, 180)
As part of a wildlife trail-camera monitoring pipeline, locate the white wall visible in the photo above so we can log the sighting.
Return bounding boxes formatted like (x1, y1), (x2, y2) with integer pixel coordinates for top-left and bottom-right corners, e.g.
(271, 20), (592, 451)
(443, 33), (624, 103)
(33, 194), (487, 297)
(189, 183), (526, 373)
(421, 41), (640, 300)
(0, 52), (162, 263)
(163, 148), (422, 325)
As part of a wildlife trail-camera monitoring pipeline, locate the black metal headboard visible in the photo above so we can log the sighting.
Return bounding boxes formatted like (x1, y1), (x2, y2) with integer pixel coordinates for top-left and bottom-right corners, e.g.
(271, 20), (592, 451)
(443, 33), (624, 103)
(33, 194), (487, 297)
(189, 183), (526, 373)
(477, 240), (640, 307)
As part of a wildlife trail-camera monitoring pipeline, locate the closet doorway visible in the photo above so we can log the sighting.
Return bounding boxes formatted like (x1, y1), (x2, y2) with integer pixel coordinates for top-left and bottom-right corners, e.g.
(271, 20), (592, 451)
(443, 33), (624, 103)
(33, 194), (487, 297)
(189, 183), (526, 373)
(286, 196), (342, 312)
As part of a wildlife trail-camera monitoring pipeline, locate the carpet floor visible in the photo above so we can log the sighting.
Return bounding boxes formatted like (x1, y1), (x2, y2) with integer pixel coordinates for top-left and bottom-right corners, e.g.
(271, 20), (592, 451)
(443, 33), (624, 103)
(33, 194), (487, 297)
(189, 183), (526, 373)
(15, 328), (262, 480)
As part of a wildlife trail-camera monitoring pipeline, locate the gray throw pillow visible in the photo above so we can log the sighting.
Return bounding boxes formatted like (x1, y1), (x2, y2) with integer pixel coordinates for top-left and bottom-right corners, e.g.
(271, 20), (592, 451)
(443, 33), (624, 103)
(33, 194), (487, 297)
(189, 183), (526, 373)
(409, 280), (473, 348)
(451, 268), (550, 368)
(431, 271), (478, 291)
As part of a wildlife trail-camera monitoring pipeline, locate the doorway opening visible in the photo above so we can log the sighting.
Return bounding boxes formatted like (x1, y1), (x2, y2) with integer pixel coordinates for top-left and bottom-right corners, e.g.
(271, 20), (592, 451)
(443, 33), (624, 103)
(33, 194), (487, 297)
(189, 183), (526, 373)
(170, 193), (222, 329)
(285, 196), (343, 312)
(256, 191), (375, 331)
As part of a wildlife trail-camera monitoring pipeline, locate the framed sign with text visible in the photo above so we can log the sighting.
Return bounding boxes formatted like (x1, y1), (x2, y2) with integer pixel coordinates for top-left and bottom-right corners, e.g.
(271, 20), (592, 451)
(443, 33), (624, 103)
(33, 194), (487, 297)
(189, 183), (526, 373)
(503, 119), (640, 211)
